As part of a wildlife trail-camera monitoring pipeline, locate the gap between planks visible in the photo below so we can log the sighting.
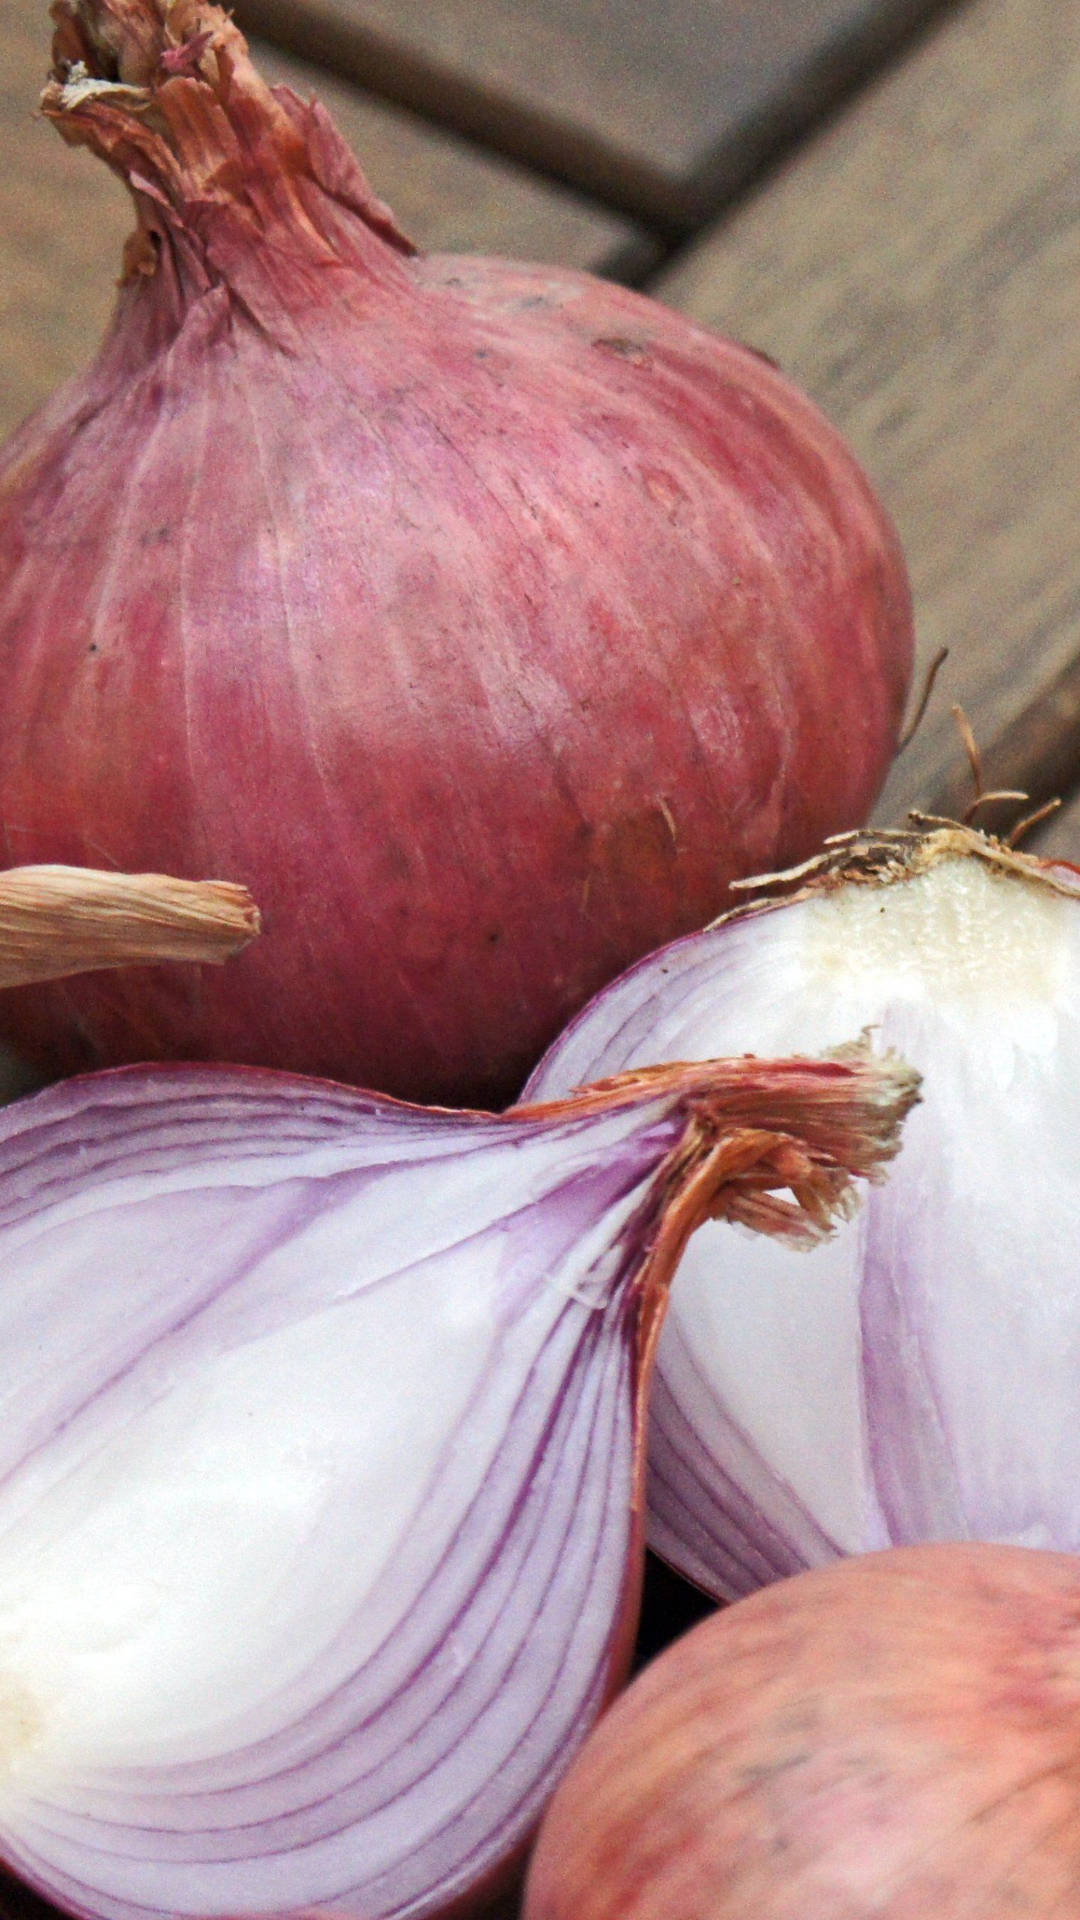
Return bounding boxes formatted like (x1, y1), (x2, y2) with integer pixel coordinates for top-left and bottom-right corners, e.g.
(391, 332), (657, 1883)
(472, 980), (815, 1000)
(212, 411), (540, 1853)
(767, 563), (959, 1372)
(233, 0), (965, 234)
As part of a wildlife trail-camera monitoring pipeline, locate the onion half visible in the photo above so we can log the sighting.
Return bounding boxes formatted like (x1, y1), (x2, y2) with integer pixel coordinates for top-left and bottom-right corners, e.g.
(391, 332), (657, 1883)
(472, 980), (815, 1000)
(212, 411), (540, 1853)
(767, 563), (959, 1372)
(526, 824), (1080, 1597)
(0, 0), (912, 1105)
(0, 1046), (915, 1920)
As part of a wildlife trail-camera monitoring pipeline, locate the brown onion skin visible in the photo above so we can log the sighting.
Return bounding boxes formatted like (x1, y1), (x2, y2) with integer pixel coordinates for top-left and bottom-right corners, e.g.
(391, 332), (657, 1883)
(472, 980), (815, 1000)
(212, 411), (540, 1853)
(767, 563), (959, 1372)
(524, 1542), (1080, 1920)
(0, 1), (912, 1106)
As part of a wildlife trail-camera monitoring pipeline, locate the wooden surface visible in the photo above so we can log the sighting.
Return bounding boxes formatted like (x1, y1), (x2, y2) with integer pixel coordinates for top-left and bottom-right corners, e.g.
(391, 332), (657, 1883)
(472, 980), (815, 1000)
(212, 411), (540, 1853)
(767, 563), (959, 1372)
(653, 0), (1080, 828)
(0, 0), (131, 437)
(254, 45), (652, 277)
(0, 0), (648, 438)
(234, 0), (958, 229)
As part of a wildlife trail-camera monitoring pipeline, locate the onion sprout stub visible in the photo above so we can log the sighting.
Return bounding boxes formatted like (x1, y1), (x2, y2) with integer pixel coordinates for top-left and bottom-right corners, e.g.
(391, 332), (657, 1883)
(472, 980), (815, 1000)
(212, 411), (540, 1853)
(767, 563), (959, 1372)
(0, 865), (259, 988)
(0, 0), (912, 1106)
(524, 1542), (1080, 1920)
(0, 1047), (915, 1920)
(525, 824), (1080, 1598)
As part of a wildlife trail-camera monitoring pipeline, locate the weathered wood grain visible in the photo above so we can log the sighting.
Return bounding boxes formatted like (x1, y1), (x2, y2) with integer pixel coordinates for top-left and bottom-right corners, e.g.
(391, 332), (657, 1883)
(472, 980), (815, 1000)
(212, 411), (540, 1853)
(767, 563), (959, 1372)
(652, 0), (1080, 827)
(0, 0), (649, 440)
(235, 0), (958, 231)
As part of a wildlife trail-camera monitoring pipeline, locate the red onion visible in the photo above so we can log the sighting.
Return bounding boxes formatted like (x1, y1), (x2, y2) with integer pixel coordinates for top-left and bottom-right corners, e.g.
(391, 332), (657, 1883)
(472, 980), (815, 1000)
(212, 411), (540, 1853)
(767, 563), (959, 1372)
(0, 0), (913, 1108)
(524, 1541), (1080, 1920)
(0, 1044), (915, 1920)
(0, 865), (258, 988)
(525, 823), (1080, 1597)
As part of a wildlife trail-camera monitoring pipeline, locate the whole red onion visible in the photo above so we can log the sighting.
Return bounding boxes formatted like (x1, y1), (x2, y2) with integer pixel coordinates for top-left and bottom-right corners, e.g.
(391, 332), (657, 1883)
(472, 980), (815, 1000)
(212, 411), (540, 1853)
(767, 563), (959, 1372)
(524, 1542), (1080, 1920)
(0, 0), (913, 1106)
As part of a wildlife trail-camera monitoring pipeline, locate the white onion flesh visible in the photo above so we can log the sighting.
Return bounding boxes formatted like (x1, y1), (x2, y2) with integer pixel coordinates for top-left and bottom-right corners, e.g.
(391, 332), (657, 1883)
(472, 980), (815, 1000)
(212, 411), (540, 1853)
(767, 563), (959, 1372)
(525, 835), (1080, 1598)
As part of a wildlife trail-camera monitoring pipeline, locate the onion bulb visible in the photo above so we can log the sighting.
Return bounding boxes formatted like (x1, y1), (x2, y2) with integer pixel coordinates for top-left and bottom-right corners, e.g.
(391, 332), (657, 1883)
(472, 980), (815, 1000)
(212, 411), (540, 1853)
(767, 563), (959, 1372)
(0, 1043), (914, 1920)
(0, 0), (912, 1107)
(526, 823), (1080, 1598)
(524, 1542), (1080, 1920)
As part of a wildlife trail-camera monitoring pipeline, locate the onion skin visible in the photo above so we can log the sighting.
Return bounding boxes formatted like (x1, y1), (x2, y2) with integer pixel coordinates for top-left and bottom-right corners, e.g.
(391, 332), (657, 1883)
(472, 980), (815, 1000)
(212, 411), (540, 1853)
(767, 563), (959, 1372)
(0, 0), (912, 1106)
(524, 1542), (1080, 1920)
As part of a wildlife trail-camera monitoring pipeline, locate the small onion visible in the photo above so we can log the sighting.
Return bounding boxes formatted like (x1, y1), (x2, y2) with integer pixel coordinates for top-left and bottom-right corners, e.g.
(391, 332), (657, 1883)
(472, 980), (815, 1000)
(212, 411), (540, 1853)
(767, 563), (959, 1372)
(525, 824), (1080, 1597)
(524, 1542), (1080, 1920)
(0, 0), (912, 1106)
(0, 1044), (915, 1920)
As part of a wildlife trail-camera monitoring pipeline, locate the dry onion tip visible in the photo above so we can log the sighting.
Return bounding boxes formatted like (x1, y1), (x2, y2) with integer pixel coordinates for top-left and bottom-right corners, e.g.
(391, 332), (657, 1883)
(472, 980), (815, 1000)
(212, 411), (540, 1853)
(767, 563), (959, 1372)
(0, 1044), (915, 1920)
(0, 864), (259, 989)
(0, 0), (912, 1105)
(525, 821), (1080, 1598)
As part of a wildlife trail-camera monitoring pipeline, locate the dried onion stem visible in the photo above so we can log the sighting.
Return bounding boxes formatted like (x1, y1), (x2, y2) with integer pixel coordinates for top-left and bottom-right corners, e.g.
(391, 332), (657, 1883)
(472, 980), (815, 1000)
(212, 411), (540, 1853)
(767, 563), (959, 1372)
(0, 864), (260, 988)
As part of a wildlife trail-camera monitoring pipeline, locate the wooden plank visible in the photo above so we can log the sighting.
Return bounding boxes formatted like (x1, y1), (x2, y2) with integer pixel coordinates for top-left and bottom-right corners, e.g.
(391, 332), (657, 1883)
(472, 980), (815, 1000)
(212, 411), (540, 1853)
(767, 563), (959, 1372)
(0, 0), (131, 442)
(235, 0), (958, 232)
(650, 0), (1080, 829)
(254, 46), (654, 279)
(0, 0), (650, 441)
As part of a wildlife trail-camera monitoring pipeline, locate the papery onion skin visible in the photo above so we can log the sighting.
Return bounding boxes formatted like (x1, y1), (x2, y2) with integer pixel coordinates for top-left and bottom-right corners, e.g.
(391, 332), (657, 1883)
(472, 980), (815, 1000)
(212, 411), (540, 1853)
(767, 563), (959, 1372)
(524, 1542), (1080, 1920)
(0, 0), (912, 1107)
(0, 1046), (916, 1920)
(525, 826), (1080, 1601)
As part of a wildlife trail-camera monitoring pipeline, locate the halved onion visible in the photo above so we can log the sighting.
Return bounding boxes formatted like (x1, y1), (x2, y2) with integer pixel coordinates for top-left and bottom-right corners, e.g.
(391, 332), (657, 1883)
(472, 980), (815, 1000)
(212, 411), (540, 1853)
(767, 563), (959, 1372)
(0, 1046), (916, 1919)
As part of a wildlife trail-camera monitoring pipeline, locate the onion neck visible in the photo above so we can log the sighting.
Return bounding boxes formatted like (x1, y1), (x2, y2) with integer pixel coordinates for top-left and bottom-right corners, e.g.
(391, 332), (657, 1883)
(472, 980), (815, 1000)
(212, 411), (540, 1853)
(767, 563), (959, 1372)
(42, 0), (416, 337)
(514, 1044), (921, 1444)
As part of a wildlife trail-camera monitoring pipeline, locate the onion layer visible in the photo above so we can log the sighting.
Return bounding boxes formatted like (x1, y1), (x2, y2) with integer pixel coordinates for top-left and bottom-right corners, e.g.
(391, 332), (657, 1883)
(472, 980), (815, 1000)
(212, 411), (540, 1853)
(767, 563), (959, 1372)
(0, 1045), (915, 1920)
(524, 1542), (1080, 1920)
(526, 825), (1080, 1597)
(0, 0), (912, 1106)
